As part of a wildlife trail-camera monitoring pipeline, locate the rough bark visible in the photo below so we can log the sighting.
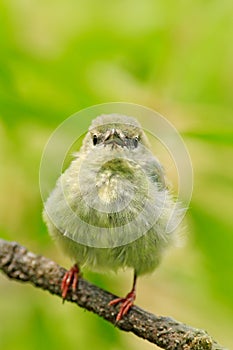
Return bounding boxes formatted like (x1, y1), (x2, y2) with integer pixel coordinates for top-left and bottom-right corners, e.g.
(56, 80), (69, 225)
(0, 239), (227, 350)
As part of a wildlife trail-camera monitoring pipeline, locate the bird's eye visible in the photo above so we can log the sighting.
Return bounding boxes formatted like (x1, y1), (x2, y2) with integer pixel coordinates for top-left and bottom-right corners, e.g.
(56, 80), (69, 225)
(93, 134), (98, 146)
(133, 136), (139, 148)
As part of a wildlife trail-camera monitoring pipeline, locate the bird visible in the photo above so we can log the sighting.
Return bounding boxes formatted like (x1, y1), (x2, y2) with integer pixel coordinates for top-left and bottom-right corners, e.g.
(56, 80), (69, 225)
(43, 113), (181, 322)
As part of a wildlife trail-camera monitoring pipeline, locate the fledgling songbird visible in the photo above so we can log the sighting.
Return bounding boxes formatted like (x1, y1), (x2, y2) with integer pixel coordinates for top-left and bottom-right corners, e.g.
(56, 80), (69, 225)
(43, 114), (181, 321)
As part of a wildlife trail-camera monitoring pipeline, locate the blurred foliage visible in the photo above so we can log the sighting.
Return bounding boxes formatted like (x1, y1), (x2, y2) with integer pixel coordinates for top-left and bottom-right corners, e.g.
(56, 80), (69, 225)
(0, 1), (233, 350)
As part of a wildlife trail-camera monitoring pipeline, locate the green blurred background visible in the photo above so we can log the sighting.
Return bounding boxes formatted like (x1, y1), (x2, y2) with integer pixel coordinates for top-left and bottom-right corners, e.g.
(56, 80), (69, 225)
(0, 1), (233, 349)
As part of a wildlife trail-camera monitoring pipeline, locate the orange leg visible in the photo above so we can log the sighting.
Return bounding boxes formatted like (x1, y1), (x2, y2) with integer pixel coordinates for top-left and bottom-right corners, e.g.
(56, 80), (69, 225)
(61, 264), (79, 300)
(109, 273), (137, 322)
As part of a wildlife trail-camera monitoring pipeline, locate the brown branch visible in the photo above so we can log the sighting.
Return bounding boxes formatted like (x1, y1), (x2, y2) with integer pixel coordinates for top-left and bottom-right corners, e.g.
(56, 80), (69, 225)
(0, 239), (226, 350)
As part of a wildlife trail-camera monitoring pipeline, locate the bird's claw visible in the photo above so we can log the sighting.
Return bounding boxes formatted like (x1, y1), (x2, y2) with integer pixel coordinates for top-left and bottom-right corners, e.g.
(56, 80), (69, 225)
(61, 264), (79, 300)
(109, 290), (136, 322)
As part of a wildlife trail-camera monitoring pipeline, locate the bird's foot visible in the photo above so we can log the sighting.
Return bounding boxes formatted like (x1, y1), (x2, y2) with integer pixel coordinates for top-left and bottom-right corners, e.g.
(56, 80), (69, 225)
(109, 289), (136, 322)
(61, 264), (79, 300)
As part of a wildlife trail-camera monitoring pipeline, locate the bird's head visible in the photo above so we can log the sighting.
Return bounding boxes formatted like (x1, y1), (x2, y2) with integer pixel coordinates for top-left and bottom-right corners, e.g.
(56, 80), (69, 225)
(81, 114), (149, 153)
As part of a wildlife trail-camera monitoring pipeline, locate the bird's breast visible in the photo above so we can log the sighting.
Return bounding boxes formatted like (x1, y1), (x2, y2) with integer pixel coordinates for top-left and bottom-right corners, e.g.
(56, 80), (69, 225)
(96, 171), (121, 203)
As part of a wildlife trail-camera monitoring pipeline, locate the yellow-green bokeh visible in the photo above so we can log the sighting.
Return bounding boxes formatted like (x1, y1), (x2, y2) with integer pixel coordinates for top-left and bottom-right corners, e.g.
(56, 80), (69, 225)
(0, 1), (232, 349)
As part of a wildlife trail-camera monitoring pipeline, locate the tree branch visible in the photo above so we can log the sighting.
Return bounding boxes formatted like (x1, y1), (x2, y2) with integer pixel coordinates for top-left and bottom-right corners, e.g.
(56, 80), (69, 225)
(0, 239), (226, 350)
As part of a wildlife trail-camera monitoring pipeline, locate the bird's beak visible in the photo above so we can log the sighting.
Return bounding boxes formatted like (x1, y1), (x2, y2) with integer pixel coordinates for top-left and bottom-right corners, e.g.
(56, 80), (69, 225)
(104, 129), (126, 147)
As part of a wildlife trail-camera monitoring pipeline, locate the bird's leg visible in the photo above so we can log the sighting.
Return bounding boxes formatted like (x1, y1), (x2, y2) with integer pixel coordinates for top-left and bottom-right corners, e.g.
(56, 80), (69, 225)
(61, 264), (80, 300)
(109, 272), (137, 322)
